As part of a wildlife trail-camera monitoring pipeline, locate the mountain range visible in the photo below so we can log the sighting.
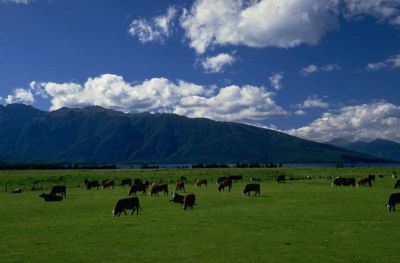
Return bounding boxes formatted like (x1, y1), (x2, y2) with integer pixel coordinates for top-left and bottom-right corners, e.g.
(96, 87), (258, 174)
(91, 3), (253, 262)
(0, 104), (388, 164)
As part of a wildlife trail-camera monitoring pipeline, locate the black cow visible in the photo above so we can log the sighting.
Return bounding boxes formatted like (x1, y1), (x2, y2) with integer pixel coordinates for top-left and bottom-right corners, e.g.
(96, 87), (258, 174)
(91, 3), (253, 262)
(84, 180), (100, 190)
(129, 183), (146, 196)
(120, 178), (132, 187)
(332, 177), (356, 186)
(11, 188), (23, 193)
(243, 183), (260, 196)
(183, 193), (196, 210)
(196, 179), (207, 187)
(39, 193), (63, 202)
(218, 180), (232, 192)
(102, 180), (114, 189)
(394, 179), (400, 189)
(150, 183), (168, 196)
(112, 197), (141, 216)
(50, 186), (66, 198)
(216, 176), (228, 184)
(277, 175), (286, 183)
(170, 191), (185, 204)
(386, 193), (400, 211)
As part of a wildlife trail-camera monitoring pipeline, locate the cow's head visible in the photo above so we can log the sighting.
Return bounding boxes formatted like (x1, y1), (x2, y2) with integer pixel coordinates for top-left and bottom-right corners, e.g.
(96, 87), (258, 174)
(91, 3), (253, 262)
(112, 209), (115, 217)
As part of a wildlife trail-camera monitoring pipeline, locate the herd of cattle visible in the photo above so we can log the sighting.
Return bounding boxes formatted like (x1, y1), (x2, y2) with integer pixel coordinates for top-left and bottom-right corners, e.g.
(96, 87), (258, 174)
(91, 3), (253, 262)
(9, 173), (400, 214)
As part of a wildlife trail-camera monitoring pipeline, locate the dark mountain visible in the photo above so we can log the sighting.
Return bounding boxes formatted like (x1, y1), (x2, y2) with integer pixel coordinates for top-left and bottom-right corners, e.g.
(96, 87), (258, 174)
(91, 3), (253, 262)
(329, 138), (400, 161)
(0, 104), (388, 164)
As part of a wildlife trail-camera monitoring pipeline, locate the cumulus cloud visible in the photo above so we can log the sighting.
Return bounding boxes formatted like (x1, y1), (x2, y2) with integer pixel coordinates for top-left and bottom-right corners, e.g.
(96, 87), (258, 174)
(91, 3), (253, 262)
(269, 72), (284, 90)
(287, 101), (400, 143)
(300, 63), (341, 76)
(4, 88), (34, 104)
(300, 64), (319, 76)
(128, 7), (177, 43)
(366, 54), (400, 71)
(294, 109), (307, 116)
(180, 0), (339, 54)
(30, 74), (286, 123)
(297, 95), (330, 109)
(342, 0), (400, 25)
(200, 53), (236, 73)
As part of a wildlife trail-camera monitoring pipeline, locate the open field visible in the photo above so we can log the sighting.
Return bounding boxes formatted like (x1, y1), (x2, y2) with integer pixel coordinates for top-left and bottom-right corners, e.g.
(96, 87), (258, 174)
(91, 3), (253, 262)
(1, 167), (400, 262)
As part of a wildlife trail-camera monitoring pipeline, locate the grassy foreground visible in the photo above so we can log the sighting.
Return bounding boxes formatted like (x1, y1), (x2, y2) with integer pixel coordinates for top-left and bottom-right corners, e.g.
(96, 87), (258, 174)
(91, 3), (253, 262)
(0, 167), (399, 263)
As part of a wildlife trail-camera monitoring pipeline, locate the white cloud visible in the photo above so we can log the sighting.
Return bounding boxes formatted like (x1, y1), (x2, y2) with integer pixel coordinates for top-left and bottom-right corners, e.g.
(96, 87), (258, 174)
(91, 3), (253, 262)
(31, 74), (287, 123)
(321, 63), (341, 71)
(342, 0), (400, 25)
(200, 53), (236, 73)
(300, 64), (318, 76)
(287, 101), (400, 143)
(269, 72), (284, 90)
(4, 88), (34, 104)
(294, 109), (307, 116)
(297, 95), (330, 109)
(128, 7), (177, 43)
(180, 0), (339, 54)
(1, 0), (32, 4)
(366, 54), (400, 71)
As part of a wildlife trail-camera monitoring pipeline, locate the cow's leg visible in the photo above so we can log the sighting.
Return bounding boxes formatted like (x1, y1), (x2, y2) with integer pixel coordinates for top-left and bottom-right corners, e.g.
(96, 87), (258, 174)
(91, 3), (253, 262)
(123, 209), (127, 216)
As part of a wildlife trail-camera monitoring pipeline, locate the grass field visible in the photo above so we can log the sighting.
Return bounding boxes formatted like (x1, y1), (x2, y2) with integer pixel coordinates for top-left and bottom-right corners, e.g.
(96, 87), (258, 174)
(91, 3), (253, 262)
(0, 167), (400, 262)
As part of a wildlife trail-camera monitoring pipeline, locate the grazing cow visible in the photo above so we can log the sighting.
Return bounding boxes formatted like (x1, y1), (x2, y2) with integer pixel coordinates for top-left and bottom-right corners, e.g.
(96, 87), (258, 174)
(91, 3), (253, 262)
(332, 177), (356, 186)
(357, 177), (372, 187)
(394, 179), (400, 189)
(112, 197), (141, 216)
(102, 180), (114, 189)
(129, 183), (146, 196)
(50, 186), (66, 198)
(150, 183), (168, 196)
(84, 180), (100, 190)
(277, 175), (286, 183)
(39, 193), (63, 202)
(175, 181), (185, 192)
(183, 193), (196, 210)
(228, 175), (243, 181)
(196, 179), (207, 187)
(120, 178), (132, 187)
(11, 188), (23, 193)
(216, 176), (228, 184)
(170, 191), (196, 210)
(250, 177), (261, 182)
(368, 175), (376, 181)
(218, 180), (232, 192)
(243, 183), (260, 196)
(142, 180), (150, 190)
(386, 193), (400, 211)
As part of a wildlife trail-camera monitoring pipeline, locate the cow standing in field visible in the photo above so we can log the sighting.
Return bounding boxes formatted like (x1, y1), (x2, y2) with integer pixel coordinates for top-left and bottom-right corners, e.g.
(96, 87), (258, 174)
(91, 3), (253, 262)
(84, 180), (100, 190)
(196, 179), (207, 187)
(39, 193), (63, 202)
(150, 183), (168, 196)
(332, 177), (356, 186)
(112, 197), (141, 216)
(277, 175), (286, 183)
(102, 180), (114, 189)
(129, 182), (147, 196)
(175, 181), (185, 192)
(50, 186), (66, 198)
(394, 179), (400, 189)
(11, 188), (23, 193)
(243, 183), (260, 196)
(386, 193), (400, 211)
(357, 177), (372, 187)
(218, 180), (232, 192)
(120, 178), (132, 187)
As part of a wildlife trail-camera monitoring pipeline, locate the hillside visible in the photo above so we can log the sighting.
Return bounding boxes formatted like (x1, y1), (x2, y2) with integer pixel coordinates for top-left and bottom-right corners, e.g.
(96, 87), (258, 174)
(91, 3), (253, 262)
(0, 104), (387, 164)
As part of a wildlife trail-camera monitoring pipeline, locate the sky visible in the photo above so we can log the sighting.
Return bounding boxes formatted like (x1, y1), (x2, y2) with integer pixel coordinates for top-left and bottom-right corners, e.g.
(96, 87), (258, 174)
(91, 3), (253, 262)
(0, 0), (400, 143)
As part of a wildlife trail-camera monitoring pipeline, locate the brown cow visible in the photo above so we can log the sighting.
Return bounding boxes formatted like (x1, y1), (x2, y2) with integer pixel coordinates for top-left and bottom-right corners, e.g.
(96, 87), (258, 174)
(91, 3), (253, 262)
(129, 183), (146, 196)
(183, 193), (196, 210)
(102, 180), (114, 189)
(218, 180), (232, 192)
(84, 180), (100, 190)
(357, 177), (372, 187)
(175, 181), (185, 192)
(196, 179), (207, 187)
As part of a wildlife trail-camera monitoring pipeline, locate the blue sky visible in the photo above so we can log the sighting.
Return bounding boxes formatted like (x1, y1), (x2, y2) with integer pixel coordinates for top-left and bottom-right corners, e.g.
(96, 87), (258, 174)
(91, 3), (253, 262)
(1, 0), (400, 143)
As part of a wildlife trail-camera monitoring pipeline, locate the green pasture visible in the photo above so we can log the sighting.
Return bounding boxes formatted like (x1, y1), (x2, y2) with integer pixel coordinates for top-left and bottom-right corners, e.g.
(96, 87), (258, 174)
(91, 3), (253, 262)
(0, 167), (399, 262)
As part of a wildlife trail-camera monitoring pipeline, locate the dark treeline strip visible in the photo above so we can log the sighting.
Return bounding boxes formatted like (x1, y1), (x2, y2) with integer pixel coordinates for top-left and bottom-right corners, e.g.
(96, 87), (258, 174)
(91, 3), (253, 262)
(0, 164), (117, 170)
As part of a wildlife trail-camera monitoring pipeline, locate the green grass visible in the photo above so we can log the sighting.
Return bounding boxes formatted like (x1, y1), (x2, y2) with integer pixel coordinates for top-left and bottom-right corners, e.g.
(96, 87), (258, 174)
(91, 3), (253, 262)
(0, 167), (400, 262)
